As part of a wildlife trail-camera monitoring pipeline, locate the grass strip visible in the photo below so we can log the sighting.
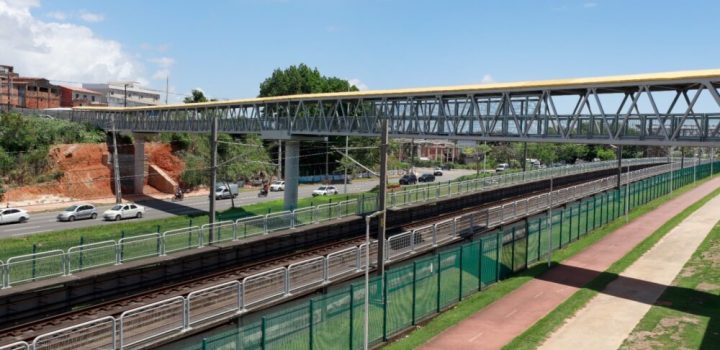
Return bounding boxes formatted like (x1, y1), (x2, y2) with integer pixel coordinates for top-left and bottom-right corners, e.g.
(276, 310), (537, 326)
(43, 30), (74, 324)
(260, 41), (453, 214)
(0, 192), (359, 261)
(619, 222), (720, 349)
(384, 177), (716, 350)
(503, 184), (720, 350)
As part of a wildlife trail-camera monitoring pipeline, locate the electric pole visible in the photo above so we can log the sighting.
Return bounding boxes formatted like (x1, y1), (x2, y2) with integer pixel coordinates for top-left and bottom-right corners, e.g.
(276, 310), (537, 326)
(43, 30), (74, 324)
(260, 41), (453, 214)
(208, 115), (218, 242)
(278, 140), (283, 180)
(165, 76), (169, 105)
(377, 118), (389, 278)
(344, 136), (349, 194)
(111, 116), (122, 204)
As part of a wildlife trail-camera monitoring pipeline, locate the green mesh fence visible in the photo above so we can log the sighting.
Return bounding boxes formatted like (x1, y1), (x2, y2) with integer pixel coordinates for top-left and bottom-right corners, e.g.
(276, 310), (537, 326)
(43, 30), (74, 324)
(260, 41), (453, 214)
(190, 162), (720, 350)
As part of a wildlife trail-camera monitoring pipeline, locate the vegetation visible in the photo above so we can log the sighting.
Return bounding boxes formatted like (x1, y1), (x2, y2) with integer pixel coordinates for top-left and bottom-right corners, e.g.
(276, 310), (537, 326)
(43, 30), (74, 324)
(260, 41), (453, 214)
(0, 112), (105, 187)
(385, 177), (715, 350)
(620, 222), (720, 349)
(504, 184), (720, 350)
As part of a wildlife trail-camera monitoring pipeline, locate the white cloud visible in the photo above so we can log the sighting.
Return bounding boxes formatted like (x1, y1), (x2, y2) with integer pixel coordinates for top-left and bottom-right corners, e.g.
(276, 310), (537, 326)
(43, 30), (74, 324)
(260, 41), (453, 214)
(0, 0), (151, 85)
(348, 78), (368, 91)
(149, 56), (174, 67)
(584, 2), (597, 8)
(480, 74), (495, 83)
(46, 10), (65, 20)
(78, 10), (103, 23)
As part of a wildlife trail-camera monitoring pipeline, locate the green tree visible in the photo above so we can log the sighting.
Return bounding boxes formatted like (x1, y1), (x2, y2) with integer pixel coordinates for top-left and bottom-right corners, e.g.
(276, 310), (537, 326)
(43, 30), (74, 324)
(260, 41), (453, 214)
(595, 147), (616, 161)
(184, 89), (208, 103)
(258, 64), (363, 177)
(258, 63), (358, 97)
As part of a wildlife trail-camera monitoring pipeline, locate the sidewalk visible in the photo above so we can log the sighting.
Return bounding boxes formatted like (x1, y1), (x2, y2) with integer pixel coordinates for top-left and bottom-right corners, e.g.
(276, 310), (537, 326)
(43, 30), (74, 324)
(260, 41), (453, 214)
(538, 189), (720, 350)
(419, 177), (720, 350)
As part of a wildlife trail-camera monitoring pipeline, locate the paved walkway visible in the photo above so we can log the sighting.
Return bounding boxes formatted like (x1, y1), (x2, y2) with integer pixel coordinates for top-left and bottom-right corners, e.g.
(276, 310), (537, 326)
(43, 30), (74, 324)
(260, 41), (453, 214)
(419, 177), (720, 350)
(538, 190), (720, 350)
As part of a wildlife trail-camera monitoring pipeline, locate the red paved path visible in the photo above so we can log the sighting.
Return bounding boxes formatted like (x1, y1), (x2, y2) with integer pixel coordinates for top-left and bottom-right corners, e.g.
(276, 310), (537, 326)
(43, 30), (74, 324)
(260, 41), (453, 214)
(419, 177), (720, 350)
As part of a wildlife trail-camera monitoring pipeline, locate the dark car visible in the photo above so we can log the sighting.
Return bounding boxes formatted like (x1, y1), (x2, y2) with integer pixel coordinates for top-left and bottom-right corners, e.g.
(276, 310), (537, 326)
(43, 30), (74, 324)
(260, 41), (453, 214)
(399, 174), (417, 185)
(418, 173), (435, 183)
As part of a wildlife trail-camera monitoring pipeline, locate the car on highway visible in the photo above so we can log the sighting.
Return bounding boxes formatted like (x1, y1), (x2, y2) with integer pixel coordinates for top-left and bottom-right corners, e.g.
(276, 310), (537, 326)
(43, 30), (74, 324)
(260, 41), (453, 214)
(399, 174), (418, 185)
(57, 204), (97, 222)
(270, 180), (285, 191)
(433, 167), (443, 176)
(495, 163), (509, 173)
(418, 173), (436, 183)
(0, 208), (30, 224)
(312, 185), (338, 196)
(103, 203), (145, 221)
(215, 184), (239, 200)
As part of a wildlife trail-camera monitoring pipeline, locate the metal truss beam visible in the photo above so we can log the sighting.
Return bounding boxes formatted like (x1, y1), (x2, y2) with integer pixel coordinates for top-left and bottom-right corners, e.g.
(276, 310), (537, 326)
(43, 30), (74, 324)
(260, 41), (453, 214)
(31, 75), (720, 146)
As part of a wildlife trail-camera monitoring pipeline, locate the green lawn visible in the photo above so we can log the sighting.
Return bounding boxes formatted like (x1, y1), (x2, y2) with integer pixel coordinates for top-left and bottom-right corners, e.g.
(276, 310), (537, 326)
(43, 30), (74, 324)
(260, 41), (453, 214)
(384, 177), (715, 350)
(619, 222), (720, 350)
(503, 185), (720, 350)
(0, 192), (368, 261)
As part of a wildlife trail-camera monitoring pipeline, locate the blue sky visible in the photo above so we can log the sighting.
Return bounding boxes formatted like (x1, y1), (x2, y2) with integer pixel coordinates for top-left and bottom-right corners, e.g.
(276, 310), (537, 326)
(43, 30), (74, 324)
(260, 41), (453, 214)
(1, 0), (718, 102)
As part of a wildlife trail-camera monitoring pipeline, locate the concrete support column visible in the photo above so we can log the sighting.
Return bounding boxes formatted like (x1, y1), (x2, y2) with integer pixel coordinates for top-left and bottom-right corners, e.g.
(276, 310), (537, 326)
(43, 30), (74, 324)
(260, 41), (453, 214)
(283, 140), (300, 210)
(133, 134), (145, 194)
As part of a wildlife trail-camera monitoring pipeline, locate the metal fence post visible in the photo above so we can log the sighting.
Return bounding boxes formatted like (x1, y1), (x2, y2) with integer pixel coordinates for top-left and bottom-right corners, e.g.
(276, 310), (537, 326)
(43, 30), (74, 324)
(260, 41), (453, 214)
(478, 239), (484, 291)
(458, 247), (463, 301)
(309, 299), (314, 350)
(348, 284), (355, 350)
(261, 317), (267, 350)
(412, 261), (417, 325)
(382, 272), (388, 341)
(436, 253), (442, 313)
(31, 244), (37, 281)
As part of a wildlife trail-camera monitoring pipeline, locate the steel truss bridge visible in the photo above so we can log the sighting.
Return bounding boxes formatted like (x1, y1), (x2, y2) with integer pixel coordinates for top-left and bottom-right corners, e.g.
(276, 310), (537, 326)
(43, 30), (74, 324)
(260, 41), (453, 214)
(52, 69), (720, 146)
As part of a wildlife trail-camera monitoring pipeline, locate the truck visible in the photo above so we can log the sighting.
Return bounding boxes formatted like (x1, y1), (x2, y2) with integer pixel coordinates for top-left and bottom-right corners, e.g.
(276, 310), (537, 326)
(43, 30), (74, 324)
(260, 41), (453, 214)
(215, 183), (239, 200)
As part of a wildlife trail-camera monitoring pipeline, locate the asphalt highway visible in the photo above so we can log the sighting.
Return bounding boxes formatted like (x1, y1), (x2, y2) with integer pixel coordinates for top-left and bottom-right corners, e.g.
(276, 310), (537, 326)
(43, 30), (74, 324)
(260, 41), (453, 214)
(0, 168), (475, 238)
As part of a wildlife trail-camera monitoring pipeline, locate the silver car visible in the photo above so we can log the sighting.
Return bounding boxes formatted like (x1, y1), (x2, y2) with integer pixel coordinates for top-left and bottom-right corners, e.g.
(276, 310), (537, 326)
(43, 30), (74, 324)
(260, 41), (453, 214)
(57, 204), (97, 222)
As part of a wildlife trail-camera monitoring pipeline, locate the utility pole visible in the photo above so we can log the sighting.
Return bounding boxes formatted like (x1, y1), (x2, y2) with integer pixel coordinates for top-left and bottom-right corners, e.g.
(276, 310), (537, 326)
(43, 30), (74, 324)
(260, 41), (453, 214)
(111, 116), (122, 204)
(546, 174), (554, 267)
(522, 142), (528, 172)
(616, 145), (622, 189)
(376, 118), (389, 278)
(344, 136), (349, 194)
(325, 140), (330, 184)
(6, 69), (12, 111)
(165, 76), (169, 105)
(277, 140), (283, 180)
(124, 84), (128, 108)
(208, 116), (218, 242)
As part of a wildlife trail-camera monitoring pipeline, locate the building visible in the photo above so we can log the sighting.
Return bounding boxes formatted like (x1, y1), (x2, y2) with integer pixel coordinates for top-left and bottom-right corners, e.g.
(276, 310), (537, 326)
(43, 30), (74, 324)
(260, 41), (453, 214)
(395, 138), (461, 163)
(1, 65), (61, 109)
(0, 65), (60, 109)
(58, 85), (104, 107)
(82, 82), (161, 107)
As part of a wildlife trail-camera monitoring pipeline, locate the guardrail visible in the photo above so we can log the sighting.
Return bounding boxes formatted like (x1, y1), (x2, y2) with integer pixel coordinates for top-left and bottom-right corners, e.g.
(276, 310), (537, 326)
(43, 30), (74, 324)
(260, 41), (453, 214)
(387, 157), (669, 208)
(0, 157), (671, 290)
(10, 160), (711, 350)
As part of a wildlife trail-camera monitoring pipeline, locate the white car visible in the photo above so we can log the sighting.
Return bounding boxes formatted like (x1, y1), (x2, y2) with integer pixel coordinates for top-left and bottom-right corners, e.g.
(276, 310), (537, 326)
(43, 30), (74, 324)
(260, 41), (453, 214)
(103, 203), (145, 221)
(312, 185), (338, 196)
(0, 208), (30, 224)
(270, 181), (285, 191)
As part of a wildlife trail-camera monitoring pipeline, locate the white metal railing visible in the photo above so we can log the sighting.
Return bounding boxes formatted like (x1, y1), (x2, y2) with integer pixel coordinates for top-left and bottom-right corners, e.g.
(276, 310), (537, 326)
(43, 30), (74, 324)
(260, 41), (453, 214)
(0, 342), (29, 350)
(119, 297), (186, 349)
(32, 316), (115, 350)
(187, 281), (242, 327)
(16, 156), (701, 349)
(0, 158), (670, 290)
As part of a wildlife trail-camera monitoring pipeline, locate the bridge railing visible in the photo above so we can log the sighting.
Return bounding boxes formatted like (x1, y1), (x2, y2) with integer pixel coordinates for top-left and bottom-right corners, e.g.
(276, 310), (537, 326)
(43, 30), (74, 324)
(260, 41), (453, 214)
(0, 157), (672, 290)
(13, 160), (715, 350)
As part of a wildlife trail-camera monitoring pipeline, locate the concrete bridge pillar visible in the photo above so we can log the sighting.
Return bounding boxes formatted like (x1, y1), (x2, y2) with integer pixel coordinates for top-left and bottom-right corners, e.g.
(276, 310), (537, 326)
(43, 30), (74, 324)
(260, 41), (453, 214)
(283, 140), (300, 210)
(133, 134), (146, 194)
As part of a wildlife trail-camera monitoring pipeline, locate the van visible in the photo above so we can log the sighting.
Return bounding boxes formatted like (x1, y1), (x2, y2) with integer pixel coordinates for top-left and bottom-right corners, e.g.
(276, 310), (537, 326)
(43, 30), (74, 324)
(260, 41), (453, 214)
(495, 163), (509, 173)
(215, 183), (239, 200)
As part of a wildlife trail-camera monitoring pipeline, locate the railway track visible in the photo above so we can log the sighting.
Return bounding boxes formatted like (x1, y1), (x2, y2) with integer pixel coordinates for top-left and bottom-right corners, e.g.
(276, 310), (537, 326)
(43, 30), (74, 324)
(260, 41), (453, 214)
(0, 237), (367, 344)
(0, 167), (641, 346)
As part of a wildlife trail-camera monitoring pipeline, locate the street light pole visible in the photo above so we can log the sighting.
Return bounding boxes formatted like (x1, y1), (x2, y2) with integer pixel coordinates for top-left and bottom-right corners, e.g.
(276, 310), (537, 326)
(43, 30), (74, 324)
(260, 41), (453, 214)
(625, 161), (630, 223)
(546, 174), (554, 267)
(364, 210), (384, 350)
